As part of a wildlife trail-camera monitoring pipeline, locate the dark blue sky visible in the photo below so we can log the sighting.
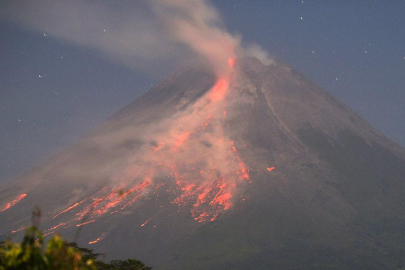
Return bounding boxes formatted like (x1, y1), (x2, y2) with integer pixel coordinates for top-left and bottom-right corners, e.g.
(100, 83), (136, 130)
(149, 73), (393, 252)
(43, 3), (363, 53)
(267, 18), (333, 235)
(1, 0), (404, 183)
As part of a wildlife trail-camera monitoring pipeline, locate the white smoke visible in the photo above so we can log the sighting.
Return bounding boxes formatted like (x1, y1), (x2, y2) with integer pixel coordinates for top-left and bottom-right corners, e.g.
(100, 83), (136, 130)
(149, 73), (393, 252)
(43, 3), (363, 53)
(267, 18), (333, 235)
(242, 44), (275, 66)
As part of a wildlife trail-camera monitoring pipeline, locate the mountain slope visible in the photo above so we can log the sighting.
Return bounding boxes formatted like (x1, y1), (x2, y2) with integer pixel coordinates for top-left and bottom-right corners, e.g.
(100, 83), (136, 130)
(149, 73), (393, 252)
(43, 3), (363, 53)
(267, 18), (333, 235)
(1, 57), (405, 270)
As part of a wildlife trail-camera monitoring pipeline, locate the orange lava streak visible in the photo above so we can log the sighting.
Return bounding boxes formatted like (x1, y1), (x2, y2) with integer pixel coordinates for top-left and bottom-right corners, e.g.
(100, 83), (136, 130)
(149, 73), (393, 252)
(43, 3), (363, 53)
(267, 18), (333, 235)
(155, 182), (165, 189)
(172, 181), (197, 206)
(209, 56), (233, 101)
(230, 141), (250, 180)
(267, 167), (275, 172)
(194, 212), (209, 223)
(43, 231), (55, 237)
(89, 237), (102, 244)
(140, 219), (150, 227)
(45, 222), (67, 232)
(12, 227), (26, 234)
(1, 194), (26, 212)
(197, 186), (211, 203)
(209, 183), (232, 210)
(53, 199), (86, 219)
(121, 178), (151, 209)
(209, 78), (229, 101)
(168, 139), (251, 223)
(76, 220), (95, 227)
(190, 178), (233, 222)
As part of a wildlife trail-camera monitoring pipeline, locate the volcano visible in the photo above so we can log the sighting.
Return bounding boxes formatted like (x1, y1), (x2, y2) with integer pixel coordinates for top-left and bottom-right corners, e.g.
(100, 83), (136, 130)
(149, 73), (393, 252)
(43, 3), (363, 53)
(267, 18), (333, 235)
(1, 57), (405, 270)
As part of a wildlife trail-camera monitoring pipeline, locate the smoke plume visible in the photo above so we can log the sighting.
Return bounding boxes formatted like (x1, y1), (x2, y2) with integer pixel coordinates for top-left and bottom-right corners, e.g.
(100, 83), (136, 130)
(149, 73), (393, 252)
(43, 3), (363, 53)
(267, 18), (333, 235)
(151, 0), (240, 77)
(0, 0), (272, 77)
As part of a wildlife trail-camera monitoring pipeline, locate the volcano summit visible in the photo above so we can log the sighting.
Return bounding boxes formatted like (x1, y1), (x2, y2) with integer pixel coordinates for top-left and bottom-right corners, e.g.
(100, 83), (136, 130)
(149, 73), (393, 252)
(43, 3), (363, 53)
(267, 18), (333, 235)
(1, 57), (405, 270)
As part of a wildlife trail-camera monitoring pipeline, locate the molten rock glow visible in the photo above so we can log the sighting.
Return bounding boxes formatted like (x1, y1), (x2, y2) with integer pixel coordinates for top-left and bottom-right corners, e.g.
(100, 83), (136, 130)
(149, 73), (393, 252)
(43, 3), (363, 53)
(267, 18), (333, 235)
(1, 194), (26, 212)
(25, 56), (255, 238)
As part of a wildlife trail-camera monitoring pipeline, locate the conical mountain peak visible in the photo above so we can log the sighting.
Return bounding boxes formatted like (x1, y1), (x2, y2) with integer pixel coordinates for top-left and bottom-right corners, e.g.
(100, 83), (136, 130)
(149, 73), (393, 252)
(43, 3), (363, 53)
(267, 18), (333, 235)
(1, 58), (405, 269)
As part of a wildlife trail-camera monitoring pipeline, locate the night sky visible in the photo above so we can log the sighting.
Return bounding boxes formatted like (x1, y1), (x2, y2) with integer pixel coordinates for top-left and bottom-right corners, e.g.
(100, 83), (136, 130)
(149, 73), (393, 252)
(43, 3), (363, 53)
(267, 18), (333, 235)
(1, 0), (404, 184)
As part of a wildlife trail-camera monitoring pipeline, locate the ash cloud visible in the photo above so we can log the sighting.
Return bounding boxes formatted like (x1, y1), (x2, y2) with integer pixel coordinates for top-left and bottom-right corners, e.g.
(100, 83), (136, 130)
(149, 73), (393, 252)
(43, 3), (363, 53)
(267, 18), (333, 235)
(0, 0), (272, 77)
(151, 0), (240, 77)
(0, 1), (183, 76)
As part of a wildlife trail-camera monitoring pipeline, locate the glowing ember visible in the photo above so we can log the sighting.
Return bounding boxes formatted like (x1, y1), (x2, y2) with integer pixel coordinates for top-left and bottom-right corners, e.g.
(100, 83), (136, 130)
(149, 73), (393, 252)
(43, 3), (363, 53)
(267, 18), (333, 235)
(267, 167), (275, 172)
(76, 220), (96, 227)
(140, 219), (150, 227)
(1, 194), (26, 212)
(155, 182), (165, 189)
(12, 226), (26, 234)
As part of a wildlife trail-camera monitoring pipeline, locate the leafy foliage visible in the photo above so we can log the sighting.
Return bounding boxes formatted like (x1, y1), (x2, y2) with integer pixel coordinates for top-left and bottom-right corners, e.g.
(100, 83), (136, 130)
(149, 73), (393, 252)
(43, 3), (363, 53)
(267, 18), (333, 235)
(0, 227), (151, 270)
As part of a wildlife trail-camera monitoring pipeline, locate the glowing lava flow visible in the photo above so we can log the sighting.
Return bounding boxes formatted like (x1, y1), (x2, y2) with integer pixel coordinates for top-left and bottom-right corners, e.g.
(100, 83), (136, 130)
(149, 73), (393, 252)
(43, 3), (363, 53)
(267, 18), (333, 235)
(140, 219), (151, 227)
(53, 199), (87, 219)
(231, 141), (250, 181)
(42, 179), (153, 236)
(76, 220), (96, 227)
(45, 222), (67, 232)
(209, 78), (229, 101)
(89, 237), (102, 245)
(12, 227), (26, 234)
(1, 194), (26, 212)
(209, 57), (234, 101)
(164, 70), (252, 223)
(164, 138), (251, 223)
(35, 55), (248, 236)
(267, 167), (275, 172)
